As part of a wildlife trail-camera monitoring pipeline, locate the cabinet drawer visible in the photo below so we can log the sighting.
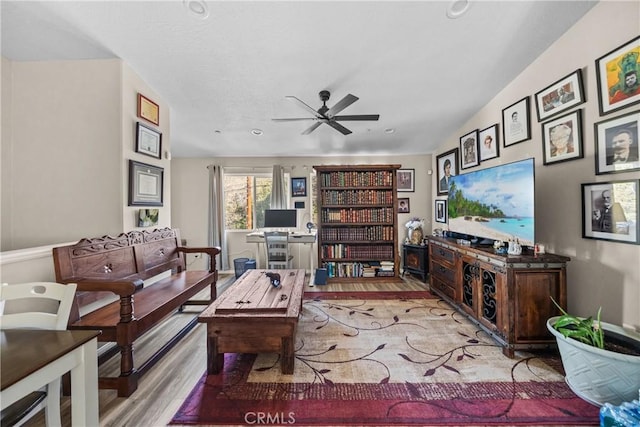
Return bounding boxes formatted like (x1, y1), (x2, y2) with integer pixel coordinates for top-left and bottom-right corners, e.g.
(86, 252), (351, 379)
(431, 260), (456, 283)
(431, 276), (456, 301)
(430, 245), (455, 265)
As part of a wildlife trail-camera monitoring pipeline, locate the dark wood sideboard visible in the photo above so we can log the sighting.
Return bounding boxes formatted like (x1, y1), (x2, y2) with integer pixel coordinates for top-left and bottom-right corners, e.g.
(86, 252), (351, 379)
(402, 243), (429, 282)
(428, 236), (569, 357)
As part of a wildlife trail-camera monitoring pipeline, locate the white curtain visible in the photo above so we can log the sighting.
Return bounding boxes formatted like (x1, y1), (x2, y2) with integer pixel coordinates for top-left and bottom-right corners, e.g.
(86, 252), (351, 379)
(270, 164), (287, 209)
(207, 165), (228, 270)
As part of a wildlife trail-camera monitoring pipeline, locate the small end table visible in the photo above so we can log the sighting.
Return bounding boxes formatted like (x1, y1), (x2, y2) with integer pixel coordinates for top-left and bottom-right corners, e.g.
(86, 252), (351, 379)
(402, 243), (429, 282)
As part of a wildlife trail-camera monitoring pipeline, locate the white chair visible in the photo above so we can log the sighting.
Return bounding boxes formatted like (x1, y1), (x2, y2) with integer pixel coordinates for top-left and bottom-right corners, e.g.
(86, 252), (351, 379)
(264, 231), (293, 269)
(0, 282), (78, 427)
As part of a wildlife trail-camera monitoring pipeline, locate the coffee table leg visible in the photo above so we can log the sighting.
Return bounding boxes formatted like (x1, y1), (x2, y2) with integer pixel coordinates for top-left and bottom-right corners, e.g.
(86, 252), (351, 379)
(281, 336), (294, 374)
(207, 334), (224, 374)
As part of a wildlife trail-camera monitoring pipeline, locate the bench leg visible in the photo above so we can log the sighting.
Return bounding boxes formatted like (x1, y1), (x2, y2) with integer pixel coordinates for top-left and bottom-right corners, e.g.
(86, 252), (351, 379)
(281, 336), (294, 374)
(207, 335), (224, 374)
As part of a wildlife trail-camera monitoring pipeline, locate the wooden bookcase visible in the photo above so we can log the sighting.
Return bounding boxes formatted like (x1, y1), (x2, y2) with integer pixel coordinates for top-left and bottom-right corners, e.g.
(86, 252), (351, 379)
(313, 164), (401, 282)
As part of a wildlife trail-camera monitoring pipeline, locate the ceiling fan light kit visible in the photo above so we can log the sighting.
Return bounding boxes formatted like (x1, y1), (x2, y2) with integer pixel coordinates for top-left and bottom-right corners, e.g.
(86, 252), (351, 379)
(273, 90), (380, 135)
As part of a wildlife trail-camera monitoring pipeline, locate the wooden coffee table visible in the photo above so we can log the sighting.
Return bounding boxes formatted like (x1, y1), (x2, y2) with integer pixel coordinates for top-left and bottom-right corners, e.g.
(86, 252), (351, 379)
(199, 269), (306, 375)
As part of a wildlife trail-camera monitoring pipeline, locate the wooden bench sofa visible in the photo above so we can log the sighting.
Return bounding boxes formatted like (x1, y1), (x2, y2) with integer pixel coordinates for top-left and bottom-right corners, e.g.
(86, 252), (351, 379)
(52, 227), (221, 397)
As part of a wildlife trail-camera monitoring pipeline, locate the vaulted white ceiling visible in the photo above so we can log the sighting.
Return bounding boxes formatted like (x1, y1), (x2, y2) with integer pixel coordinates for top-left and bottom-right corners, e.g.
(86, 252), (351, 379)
(1, 1), (597, 158)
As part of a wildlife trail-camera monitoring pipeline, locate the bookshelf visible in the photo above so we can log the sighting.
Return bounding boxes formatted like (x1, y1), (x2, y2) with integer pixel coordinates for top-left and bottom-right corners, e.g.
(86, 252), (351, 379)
(313, 164), (401, 282)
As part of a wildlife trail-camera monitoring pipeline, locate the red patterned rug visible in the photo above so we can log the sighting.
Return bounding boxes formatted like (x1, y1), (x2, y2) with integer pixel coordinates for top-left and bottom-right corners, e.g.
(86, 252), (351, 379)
(171, 292), (599, 426)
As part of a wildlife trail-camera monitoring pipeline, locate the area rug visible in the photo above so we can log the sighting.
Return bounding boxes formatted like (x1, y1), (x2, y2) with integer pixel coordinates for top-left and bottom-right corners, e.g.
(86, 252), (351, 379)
(171, 292), (599, 426)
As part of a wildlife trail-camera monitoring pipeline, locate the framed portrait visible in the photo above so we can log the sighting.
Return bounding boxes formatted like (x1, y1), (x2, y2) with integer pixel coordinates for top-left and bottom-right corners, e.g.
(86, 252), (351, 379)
(291, 177), (307, 197)
(436, 148), (459, 196)
(397, 169), (415, 192)
(398, 197), (410, 213)
(596, 35), (640, 116)
(534, 69), (586, 122)
(542, 109), (583, 165)
(582, 179), (639, 245)
(502, 97), (531, 147)
(459, 129), (479, 169)
(479, 124), (499, 162)
(435, 199), (447, 223)
(137, 93), (159, 126)
(135, 122), (162, 159)
(595, 110), (640, 175)
(128, 160), (164, 206)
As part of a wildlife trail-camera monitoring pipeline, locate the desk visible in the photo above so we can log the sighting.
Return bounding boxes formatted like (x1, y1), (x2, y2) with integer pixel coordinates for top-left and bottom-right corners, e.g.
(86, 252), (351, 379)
(246, 231), (316, 270)
(1, 330), (100, 427)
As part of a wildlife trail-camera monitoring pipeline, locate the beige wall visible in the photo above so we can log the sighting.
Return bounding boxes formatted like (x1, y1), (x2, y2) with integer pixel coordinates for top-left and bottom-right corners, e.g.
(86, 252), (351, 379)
(171, 154), (432, 271)
(432, 1), (640, 330)
(0, 58), (171, 251)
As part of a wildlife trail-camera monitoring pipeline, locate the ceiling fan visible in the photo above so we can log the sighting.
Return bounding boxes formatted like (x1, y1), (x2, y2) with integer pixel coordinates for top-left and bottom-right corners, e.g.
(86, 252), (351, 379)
(272, 90), (380, 135)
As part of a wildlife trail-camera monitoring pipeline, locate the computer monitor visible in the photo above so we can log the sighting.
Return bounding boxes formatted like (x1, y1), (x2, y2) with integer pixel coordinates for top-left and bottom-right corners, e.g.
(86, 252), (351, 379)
(263, 209), (297, 229)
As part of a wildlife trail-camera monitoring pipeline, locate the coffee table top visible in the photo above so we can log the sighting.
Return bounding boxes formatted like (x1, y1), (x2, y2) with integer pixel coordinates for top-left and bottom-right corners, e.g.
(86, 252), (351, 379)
(200, 269), (306, 319)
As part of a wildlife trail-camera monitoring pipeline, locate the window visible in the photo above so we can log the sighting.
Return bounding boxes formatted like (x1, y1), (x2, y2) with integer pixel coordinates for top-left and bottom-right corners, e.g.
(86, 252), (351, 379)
(223, 170), (289, 230)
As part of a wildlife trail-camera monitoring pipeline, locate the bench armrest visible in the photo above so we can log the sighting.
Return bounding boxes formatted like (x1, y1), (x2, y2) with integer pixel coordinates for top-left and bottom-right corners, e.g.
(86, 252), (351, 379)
(75, 279), (144, 297)
(177, 246), (222, 273)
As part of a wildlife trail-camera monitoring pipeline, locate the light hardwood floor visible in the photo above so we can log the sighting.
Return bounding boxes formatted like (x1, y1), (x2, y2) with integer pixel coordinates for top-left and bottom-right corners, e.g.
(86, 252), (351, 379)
(23, 271), (429, 427)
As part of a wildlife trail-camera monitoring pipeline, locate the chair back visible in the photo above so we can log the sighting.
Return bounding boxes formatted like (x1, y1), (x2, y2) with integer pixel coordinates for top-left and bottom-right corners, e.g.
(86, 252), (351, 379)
(0, 282), (77, 330)
(264, 231), (292, 269)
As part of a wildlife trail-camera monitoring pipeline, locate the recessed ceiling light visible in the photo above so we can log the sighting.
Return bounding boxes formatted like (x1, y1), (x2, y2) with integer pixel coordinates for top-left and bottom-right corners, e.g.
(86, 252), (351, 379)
(251, 129), (263, 136)
(214, 129), (222, 134)
(384, 128), (395, 134)
(447, 0), (470, 19)
(183, 0), (210, 19)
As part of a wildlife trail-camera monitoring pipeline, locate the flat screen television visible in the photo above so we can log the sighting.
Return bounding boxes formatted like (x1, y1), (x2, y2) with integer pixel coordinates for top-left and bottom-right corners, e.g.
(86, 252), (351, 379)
(263, 209), (297, 229)
(447, 158), (535, 246)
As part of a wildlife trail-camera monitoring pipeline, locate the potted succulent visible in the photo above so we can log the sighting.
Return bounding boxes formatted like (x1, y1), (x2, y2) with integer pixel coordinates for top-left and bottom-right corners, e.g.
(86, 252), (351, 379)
(547, 300), (640, 406)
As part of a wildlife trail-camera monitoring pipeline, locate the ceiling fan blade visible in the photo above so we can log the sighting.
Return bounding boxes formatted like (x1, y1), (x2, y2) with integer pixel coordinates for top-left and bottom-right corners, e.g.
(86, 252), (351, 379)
(326, 94), (358, 117)
(286, 96), (324, 118)
(301, 122), (322, 135)
(272, 118), (317, 122)
(333, 114), (380, 121)
(327, 121), (352, 135)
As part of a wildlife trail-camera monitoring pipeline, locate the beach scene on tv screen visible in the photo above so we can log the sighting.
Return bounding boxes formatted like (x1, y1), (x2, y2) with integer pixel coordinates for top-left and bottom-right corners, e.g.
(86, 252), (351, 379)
(448, 159), (535, 246)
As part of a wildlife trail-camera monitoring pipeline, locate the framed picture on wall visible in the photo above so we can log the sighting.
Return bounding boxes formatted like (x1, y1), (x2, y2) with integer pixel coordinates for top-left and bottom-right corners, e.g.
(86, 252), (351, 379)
(582, 179), (639, 245)
(135, 122), (162, 159)
(398, 197), (410, 213)
(502, 96), (531, 147)
(459, 129), (479, 169)
(397, 169), (415, 192)
(534, 69), (586, 122)
(435, 199), (447, 223)
(479, 124), (499, 162)
(542, 109), (584, 165)
(436, 148), (459, 196)
(594, 110), (640, 175)
(137, 93), (160, 126)
(128, 160), (164, 206)
(291, 177), (307, 197)
(595, 35), (640, 115)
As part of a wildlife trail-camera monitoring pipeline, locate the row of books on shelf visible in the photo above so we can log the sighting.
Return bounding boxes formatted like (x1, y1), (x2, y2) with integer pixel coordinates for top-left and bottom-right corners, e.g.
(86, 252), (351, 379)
(319, 171), (394, 188)
(321, 208), (394, 224)
(320, 225), (395, 241)
(321, 190), (394, 205)
(321, 244), (394, 259)
(323, 260), (396, 278)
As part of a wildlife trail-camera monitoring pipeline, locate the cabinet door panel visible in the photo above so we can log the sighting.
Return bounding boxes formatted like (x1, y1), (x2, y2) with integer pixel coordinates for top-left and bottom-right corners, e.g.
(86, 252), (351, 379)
(513, 270), (564, 342)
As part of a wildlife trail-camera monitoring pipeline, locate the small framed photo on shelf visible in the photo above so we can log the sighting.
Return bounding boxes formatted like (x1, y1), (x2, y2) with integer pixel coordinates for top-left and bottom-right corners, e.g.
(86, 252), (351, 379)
(136, 122), (162, 159)
(128, 160), (164, 206)
(542, 109), (583, 165)
(137, 93), (159, 126)
(436, 148), (459, 196)
(502, 96), (531, 147)
(582, 179), (639, 245)
(534, 69), (585, 122)
(291, 177), (307, 197)
(594, 110), (640, 175)
(435, 199), (447, 223)
(479, 124), (499, 162)
(596, 35), (640, 116)
(398, 197), (410, 213)
(397, 169), (415, 192)
(459, 129), (479, 169)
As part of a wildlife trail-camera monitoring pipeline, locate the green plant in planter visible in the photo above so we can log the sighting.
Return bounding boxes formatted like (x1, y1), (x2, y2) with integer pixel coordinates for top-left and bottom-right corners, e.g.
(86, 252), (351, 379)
(550, 297), (604, 349)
